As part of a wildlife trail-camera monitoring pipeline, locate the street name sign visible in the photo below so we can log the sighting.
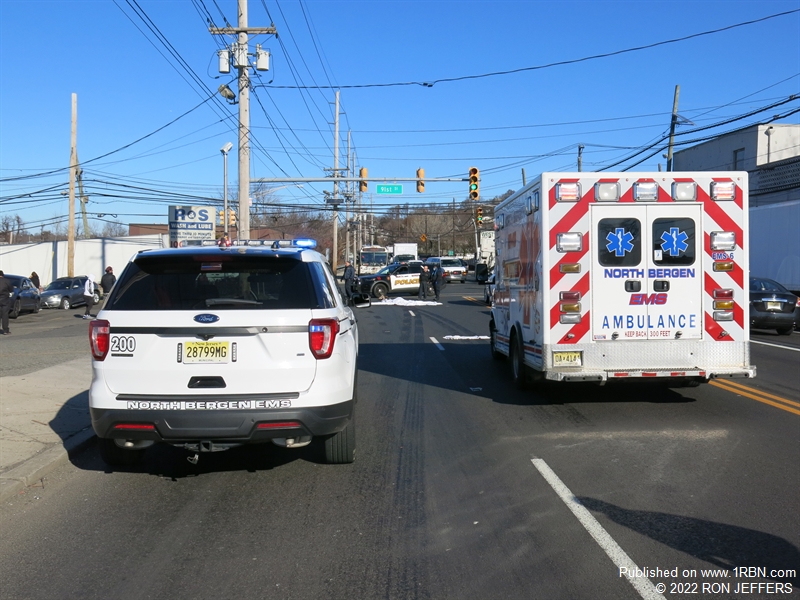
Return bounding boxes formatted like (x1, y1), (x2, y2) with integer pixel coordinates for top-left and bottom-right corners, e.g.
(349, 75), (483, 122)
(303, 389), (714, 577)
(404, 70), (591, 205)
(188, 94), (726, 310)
(376, 184), (403, 195)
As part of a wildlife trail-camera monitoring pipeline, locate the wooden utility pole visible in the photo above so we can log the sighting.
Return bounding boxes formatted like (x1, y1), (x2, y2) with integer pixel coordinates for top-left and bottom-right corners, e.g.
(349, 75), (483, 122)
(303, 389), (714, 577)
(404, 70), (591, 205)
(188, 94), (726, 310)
(666, 85), (681, 172)
(68, 93), (77, 277)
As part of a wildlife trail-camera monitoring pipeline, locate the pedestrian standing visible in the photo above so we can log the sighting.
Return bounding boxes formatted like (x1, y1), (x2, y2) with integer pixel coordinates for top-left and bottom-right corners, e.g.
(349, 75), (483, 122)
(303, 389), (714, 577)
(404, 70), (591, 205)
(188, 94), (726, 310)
(417, 265), (429, 300)
(218, 233), (231, 247)
(30, 271), (40, 291)
(0, 270), (14, 335)
(101, 266), (116, 298)
(83, 274), (96, 319)
(431, 264), (445, 302)
(343, 260), (356, 304)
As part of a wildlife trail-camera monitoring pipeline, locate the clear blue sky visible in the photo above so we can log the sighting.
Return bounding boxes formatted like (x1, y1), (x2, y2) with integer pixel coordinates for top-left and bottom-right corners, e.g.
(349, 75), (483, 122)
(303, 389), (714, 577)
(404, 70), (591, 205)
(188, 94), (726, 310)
(1, 0), (798, 234)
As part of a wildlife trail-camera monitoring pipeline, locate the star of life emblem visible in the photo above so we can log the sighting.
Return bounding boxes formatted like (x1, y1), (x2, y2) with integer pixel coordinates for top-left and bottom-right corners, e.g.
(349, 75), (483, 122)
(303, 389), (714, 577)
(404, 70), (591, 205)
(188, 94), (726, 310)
(606, 228), (635, 257)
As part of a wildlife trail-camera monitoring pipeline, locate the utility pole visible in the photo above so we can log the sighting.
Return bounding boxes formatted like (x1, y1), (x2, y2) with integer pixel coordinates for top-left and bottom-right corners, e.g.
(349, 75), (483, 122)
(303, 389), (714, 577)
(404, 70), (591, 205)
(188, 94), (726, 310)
(345, 131), (351, 264)
(666, 84), (681, 172)
(577, 144), (585, 172)
(68, 93), (77, 277)
(77, 155), (90, 237)
(331, 90), (340, 272)
(209, 0), (276, 241)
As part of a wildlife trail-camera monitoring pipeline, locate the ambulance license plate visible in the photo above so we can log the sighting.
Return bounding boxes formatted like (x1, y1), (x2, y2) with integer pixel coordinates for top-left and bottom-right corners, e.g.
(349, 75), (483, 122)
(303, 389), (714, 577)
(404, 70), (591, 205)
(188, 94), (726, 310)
(766, 301), (782, 311)
(182, 341), (230, 364)
(553, 351), (582, 367)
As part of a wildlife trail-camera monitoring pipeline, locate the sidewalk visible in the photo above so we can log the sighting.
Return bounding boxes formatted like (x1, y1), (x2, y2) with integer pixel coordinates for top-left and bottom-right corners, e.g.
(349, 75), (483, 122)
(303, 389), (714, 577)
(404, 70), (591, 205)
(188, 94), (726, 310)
(0, 357), (95, 502)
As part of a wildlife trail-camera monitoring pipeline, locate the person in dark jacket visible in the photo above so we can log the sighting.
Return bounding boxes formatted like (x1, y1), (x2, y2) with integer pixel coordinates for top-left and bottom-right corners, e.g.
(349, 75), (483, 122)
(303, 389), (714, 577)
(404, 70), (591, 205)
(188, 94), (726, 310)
(343, 261), (356, 304)
(100, 266), (116, 297)
(0, 271), (14, 334)
(431, 264), (445, 302)
(30, 272), (40, 291)
(417, 265), (429, 300)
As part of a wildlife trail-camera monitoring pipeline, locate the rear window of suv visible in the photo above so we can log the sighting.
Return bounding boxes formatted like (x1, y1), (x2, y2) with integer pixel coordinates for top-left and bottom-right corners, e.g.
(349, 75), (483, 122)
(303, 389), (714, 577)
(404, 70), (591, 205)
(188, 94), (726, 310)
(107, 254), (332, 311)
(440, 259), (462, 267)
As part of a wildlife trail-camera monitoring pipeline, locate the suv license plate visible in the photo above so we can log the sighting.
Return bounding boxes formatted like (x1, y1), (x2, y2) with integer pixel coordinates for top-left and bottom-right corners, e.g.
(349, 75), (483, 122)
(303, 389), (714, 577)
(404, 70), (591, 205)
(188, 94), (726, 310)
(766, 301), (782, 311)
(182, 341), (230, 364)
(553, 351), (582, 367)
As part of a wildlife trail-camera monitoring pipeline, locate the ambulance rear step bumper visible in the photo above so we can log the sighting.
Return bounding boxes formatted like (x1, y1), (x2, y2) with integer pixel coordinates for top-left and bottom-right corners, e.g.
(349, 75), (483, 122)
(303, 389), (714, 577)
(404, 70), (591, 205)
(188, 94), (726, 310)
(545, 366), (756, 382)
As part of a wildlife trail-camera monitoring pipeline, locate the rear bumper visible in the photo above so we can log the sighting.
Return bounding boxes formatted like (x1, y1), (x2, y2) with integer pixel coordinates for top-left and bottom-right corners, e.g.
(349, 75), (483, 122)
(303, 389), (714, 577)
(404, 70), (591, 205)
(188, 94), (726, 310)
(545, 367), (757, 382)
(91, 398), (353, 442)
(750, 312), (795, 328)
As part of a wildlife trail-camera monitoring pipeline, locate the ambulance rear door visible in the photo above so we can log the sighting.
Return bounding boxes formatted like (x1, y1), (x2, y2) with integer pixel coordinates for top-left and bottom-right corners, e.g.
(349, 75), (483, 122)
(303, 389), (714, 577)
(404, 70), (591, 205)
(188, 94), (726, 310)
(591, 203), (702, 341)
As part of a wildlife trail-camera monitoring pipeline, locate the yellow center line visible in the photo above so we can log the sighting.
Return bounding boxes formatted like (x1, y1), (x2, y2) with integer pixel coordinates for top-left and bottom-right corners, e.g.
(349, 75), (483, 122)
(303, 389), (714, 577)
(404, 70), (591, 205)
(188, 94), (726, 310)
(714, 379), (800, 408)
(464, 296), (484, 306)
(709, 381), (800, 416)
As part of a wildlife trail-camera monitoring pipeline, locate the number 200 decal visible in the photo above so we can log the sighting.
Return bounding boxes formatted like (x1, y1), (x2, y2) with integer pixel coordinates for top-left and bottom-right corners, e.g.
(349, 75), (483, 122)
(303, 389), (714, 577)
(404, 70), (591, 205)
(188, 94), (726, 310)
(110, 336), (136, 353)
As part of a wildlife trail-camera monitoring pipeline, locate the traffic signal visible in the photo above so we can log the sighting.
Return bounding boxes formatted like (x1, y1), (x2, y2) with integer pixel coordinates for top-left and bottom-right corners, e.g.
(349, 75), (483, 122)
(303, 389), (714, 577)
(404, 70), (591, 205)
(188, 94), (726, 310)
(359, 167), (368, 193)
(416, 168), (425, 193)
(228, 209), (236, 227)
(477, 207), (483, 225)
(218, 209), (225, 225)
(469, 167), (480, 200)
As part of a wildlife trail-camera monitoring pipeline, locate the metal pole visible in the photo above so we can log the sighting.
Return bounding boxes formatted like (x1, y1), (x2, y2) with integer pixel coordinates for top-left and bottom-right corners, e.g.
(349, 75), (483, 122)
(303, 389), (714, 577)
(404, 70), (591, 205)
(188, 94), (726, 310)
(223, 150), (229, 236)
(345, 131), (351, 264)
(578, 144), (584, 172)
(332, 90), (340, 272)
(237, 0), (250, 240)
(68, 93), (77, 277)
(666, 84), (680, 172)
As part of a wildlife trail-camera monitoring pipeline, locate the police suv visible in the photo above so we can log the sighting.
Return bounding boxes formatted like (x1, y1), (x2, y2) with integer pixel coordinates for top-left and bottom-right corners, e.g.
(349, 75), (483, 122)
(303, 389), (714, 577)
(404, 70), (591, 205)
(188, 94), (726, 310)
(88, 239), (368, 466)
(358, 262), (423, 299)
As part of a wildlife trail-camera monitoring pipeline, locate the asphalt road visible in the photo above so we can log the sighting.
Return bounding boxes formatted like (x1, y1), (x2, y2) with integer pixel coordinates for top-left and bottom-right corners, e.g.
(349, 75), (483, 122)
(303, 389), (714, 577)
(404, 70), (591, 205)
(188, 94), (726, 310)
(1, 283), (798, 599)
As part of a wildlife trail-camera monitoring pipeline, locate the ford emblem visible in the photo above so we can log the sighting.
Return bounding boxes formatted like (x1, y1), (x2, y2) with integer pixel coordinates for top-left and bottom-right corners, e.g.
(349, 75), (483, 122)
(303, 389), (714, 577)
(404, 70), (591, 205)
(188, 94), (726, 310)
(194, 313), (220, 324)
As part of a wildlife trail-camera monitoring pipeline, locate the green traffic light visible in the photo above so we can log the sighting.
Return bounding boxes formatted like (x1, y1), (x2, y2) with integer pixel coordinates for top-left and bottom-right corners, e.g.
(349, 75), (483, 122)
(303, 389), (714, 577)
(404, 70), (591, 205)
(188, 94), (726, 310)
(470, 184), (478, 190)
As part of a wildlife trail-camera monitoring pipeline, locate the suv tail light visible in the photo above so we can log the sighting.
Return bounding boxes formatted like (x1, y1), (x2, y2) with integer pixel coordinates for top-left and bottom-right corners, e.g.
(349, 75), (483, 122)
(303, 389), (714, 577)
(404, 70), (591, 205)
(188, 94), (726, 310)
(90, 319), (110, 361)
(309, 318), (340, 359)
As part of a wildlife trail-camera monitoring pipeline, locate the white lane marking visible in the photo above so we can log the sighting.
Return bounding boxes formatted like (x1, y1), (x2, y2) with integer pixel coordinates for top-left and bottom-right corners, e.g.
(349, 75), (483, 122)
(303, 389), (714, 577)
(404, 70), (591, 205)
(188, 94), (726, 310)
(429, 337), (445, 351)
(531, 458), (665, 600)
(408, 310), (416, 317)
(751, 339), (800, 353)
(443, 335), (490, 340)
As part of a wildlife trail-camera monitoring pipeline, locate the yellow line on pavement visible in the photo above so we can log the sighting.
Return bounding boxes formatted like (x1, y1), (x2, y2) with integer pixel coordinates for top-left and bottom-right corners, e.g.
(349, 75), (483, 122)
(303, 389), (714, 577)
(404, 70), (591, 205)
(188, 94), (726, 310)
(709, 380), (800, 416)
(716, 379), (800, 409)
(464, 296), (484, 305)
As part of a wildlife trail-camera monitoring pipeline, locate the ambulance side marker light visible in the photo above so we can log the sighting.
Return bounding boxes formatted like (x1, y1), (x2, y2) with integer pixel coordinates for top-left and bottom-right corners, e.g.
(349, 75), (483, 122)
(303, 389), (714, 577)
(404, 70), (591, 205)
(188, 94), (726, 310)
(713, 288), (734, 299)
(672, 182), (697, 201)
(713, 261), (734, 272)
(710, 181), (736, 201)
(714, 300), (734, 310)
(555, 182), (581, 202)
(710, 231), (736, 251)
(713, 310), (734, 321)
(560, 302), (581, 313)
(556, 232), (583, 252)
(595, 182), (619, 201)
(559, 263), (581, 273)
(633, 181), (659, 201)
(559, 314), (582, 324)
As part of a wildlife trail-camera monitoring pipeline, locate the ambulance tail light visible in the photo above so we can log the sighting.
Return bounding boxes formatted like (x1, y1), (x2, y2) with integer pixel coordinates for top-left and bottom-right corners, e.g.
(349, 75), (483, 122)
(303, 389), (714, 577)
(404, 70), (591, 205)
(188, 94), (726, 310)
(633, 181), (659, 202)
(560, 291), (582, 301)
(560, 303), (581, 313)
(555, 182), (581, 202)
(309, 318), (340, 359)
(559, 314), (582, 324)
(90, 319), (110, 361)
(710, 231), (736, 251)
(556, 232), (583, 252)
(713, 261), (734, 272)
(710, 181), (736, 201)
(672, 182), (697, 201)
(713, 310), (734, 322)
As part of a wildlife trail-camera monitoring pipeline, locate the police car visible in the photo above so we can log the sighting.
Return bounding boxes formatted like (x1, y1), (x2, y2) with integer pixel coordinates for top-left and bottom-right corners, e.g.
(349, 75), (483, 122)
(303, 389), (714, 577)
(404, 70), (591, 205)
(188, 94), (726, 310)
(88, 239), (369, 466)
(358, 262), (423, 299)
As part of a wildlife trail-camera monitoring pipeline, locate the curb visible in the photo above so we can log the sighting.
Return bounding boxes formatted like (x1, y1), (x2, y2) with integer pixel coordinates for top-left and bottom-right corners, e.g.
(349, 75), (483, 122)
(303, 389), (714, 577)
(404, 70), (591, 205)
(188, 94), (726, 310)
(0, 428), (96, 503)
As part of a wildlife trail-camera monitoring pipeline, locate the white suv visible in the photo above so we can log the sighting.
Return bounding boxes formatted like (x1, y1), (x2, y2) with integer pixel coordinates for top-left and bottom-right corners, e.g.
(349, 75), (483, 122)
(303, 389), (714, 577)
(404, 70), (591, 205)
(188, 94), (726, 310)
(89, 240), (368, 467)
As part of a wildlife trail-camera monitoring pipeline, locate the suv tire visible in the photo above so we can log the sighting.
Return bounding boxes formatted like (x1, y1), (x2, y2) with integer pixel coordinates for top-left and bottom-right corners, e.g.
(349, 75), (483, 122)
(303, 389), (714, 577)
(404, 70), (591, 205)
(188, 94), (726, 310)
(99, 438), (145, 467)
(324, 412), (356, 464)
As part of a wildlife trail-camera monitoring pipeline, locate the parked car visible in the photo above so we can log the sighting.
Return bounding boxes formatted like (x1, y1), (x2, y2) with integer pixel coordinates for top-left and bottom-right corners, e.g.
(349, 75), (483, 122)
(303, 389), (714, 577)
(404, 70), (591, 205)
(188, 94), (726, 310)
(483, 271), (496, 305)
(749, 277), (799, 335)
(425, 257), (466, 283)
(3, 274), (41, 318)
(40, 276), (99, 310)
(89, 239), (369, 467)
(358, 262), (423, 299)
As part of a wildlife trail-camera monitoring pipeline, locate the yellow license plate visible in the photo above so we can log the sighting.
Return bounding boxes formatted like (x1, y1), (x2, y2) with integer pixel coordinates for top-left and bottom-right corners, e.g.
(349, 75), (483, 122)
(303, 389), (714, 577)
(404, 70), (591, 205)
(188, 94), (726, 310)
(553, 351), (582, 367)
(183, 341), (230, 364)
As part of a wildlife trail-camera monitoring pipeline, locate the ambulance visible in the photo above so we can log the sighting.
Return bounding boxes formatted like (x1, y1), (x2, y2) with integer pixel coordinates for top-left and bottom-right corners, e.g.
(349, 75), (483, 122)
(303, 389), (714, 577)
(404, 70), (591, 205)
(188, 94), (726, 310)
(489, 172), (755, 387)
